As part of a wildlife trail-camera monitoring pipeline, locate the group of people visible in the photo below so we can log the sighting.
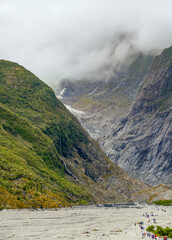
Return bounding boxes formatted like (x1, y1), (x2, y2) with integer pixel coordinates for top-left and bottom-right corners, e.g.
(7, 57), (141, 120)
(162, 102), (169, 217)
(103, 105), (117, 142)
(135, 208), (168, 240)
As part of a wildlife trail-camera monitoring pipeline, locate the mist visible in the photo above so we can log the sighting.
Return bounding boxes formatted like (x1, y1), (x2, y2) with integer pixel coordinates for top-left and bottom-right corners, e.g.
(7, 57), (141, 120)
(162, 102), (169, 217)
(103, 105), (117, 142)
(0, 0), (172, 85)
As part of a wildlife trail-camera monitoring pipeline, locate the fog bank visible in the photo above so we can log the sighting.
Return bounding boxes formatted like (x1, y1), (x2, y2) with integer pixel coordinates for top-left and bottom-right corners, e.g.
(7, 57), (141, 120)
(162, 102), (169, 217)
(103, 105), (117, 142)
(0, 0), (172, 84)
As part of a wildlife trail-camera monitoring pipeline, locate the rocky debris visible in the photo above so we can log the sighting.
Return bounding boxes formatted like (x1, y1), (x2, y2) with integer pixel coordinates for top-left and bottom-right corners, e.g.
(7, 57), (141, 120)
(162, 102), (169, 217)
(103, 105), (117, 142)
(131, 184), (172, 203)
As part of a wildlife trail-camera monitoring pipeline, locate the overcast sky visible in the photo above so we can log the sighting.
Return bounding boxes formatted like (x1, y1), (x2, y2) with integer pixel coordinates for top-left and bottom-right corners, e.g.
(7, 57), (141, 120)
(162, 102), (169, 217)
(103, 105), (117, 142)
(0, 0), (172, 85)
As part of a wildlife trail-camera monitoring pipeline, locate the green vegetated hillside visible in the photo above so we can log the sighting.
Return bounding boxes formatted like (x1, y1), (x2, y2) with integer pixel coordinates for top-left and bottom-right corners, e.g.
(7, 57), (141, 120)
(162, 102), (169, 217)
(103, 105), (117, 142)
(0, 60), (92, 208)
(0, 60), (148, 209)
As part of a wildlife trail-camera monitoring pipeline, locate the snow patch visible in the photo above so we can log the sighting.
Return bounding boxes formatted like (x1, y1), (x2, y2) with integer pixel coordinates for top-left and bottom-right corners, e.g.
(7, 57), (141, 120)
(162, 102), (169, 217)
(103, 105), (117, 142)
(65, 104), (85, 117)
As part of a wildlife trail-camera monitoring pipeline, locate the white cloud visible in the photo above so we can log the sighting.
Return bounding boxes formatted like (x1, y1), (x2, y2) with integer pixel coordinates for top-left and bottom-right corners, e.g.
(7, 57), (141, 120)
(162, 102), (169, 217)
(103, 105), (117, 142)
(0, 0), (172, 84)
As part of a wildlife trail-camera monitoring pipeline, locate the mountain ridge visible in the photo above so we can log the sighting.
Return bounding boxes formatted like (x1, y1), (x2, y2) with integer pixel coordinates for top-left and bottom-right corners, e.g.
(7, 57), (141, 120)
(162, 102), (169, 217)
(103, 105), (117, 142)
(100, 46), (172, 186)
(0, 59), (149, 209)
(55, 46), (172, 187)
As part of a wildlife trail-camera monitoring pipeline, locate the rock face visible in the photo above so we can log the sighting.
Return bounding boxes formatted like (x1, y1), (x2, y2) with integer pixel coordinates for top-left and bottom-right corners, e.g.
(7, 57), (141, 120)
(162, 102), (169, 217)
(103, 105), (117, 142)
(56, 54), (154, 138)
(100, 46), (172, 186)
(0, 60), (150, 209)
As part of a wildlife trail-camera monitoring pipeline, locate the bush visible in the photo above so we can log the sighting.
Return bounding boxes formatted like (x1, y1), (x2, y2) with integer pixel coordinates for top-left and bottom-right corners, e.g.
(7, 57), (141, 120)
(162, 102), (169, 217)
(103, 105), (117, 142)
(151, 200), (172, 206)
(146, 225), (155, 233)
(146, 225), (172, 237)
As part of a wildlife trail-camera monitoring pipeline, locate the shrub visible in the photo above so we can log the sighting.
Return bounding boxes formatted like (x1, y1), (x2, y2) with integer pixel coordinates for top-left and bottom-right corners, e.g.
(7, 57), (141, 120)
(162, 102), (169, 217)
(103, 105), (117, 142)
(146, 225), (172, 237)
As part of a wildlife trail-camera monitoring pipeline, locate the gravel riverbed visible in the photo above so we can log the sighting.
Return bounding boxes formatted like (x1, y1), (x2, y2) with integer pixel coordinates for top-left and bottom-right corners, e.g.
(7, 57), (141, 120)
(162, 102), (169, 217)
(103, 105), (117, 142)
(0, 205), (171, 240)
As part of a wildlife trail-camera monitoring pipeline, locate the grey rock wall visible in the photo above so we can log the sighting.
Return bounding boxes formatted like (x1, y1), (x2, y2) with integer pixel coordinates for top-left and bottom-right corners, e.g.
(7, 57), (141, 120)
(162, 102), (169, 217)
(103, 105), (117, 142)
(100, 46), (172, 186)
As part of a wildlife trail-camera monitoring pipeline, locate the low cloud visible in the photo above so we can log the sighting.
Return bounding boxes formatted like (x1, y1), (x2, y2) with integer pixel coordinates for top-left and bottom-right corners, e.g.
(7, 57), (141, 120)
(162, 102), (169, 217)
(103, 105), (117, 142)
(0, 0), (172, 84)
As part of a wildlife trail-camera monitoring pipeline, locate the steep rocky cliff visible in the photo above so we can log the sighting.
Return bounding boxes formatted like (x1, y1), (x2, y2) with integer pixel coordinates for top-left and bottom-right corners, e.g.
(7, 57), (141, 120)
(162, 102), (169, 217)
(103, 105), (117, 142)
(100, 46), (172, 186)
(0, 60), (149, 209)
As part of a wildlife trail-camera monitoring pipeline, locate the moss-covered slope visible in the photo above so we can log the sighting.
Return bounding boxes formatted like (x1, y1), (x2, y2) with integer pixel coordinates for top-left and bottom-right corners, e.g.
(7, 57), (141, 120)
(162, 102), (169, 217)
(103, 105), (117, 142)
(0, 104), (90, 208)
(0, 60), (147, 209)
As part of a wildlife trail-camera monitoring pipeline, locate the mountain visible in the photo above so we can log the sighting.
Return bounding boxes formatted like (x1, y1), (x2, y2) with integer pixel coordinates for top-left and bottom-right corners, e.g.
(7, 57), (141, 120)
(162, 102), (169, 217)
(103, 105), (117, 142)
(0, 60), (148, 209)
(56, 53), (154, 138)
(100, 46), (172, 186)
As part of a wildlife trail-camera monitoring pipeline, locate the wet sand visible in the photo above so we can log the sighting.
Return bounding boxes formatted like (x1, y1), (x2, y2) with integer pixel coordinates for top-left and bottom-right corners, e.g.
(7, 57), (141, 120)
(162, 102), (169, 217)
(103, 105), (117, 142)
(0, 205), (171, 240)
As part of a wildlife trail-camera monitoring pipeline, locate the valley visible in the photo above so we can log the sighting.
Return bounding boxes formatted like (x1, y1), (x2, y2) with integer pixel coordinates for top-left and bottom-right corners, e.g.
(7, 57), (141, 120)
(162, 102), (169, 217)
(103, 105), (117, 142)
(1, 204), (172, 240)
(56, 46), (172, 187)
(0, 46), (172, 210)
